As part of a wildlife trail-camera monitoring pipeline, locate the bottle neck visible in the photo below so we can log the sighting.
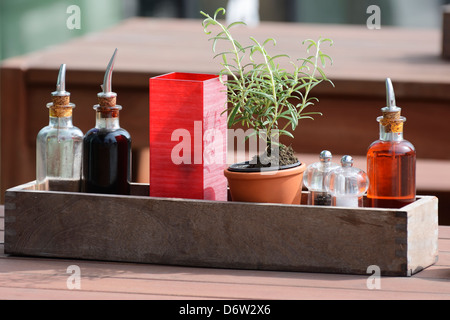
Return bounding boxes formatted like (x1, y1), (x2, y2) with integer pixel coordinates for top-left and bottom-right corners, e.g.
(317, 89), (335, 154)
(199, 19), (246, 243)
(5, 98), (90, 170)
(377, 116), (405, 141)
(379, 124), (404, 141)
(94, 105), (122, 130)
(49, 116), (74, 128)
(47, 103), (75, 128)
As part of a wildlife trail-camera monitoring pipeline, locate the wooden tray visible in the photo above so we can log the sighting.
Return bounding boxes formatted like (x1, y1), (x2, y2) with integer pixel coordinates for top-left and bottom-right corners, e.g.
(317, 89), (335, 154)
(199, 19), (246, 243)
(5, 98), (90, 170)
(4, 181), (439, 276)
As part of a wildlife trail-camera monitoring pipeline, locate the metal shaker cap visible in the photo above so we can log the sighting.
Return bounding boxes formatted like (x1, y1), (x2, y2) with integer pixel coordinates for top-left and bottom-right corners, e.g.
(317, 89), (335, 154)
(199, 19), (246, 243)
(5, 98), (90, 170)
(340, 155), (354, 167)
(319, 150), (332, 162)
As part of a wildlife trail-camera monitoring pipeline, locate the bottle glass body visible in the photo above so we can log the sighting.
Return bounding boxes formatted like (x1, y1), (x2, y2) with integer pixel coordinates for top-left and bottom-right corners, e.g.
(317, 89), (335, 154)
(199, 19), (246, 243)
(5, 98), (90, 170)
(367, 118), (416, 208)
(36, 103), (83, 191)
(83, 105), (131, 195)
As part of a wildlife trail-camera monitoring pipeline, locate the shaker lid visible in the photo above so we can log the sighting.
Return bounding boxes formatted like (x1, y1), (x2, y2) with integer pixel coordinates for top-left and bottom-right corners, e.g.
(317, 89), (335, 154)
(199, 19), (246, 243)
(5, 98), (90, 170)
(340, 155), (353, 167)
(319, 150), (332, 162)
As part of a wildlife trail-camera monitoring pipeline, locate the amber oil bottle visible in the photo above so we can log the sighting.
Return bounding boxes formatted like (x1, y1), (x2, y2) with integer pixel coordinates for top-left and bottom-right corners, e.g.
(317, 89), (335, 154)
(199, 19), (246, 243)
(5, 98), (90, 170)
(366, 78), (416, 208)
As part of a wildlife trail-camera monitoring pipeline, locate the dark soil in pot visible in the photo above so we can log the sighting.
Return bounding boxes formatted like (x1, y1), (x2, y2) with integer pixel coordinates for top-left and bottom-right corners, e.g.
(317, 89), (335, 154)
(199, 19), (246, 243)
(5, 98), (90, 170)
(228, 144), (300, 172)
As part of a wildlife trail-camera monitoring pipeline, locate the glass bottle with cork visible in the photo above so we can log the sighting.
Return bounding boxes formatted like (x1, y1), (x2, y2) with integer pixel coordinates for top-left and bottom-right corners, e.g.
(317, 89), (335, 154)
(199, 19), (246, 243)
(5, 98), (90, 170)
(83, 49), (132, 195)
(36, 64), (83, 191)
(366, 78), (416, 208)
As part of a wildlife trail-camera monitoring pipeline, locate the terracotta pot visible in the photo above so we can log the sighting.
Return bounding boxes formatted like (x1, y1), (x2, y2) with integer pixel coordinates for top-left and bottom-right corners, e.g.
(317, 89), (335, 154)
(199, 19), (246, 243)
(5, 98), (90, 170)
(224, 162), (306, 204)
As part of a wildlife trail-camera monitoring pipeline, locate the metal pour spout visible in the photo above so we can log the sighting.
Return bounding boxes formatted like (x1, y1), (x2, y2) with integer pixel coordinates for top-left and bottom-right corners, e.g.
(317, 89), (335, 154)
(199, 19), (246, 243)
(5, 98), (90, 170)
(98, 48), (118, 99)
(52, 64), (70, 97)
(385, 78), (400, 112)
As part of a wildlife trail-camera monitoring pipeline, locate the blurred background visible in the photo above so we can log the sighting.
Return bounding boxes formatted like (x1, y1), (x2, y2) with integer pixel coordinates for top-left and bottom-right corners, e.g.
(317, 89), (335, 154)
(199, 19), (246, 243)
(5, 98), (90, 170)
(0, 0), (448, 61)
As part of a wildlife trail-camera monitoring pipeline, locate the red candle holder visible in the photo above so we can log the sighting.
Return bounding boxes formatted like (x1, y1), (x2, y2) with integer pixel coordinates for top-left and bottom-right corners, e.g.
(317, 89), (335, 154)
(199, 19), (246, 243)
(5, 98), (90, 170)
(149, 72), (227, 200)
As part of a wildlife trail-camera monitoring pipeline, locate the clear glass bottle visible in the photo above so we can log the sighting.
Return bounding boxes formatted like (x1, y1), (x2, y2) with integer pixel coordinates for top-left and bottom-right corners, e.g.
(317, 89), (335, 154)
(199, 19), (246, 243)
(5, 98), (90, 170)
(36, 64), (83, 191)
(83, 49), (132, 195)
(325, 155), (369, 208)
(303, 150), (339, 205)
(366, 78), (416, 208)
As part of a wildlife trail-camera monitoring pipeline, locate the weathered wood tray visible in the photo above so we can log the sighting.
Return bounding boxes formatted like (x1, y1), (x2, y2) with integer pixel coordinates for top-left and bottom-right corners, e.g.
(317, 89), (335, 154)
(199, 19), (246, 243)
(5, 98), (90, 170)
(4, 181), (438, 276)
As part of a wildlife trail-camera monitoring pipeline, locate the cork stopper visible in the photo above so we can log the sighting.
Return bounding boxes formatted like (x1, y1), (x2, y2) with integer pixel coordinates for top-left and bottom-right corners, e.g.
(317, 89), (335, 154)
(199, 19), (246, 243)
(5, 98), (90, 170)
(49, 64), (73, 118)
(98, 96), (117, 108)
(379, 78), (404, 133)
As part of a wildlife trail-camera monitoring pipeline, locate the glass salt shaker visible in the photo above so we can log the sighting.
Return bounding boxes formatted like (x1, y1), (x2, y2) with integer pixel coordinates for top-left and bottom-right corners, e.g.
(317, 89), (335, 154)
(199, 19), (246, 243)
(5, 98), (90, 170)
(325, 155), (369, 208)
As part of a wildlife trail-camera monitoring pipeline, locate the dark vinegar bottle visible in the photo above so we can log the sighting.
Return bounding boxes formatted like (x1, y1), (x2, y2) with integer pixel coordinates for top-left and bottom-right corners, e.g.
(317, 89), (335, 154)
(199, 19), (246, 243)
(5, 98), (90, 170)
(83, 48), (132, 195)
(83, 107), (131, 195)
(366, 78), (416, 208)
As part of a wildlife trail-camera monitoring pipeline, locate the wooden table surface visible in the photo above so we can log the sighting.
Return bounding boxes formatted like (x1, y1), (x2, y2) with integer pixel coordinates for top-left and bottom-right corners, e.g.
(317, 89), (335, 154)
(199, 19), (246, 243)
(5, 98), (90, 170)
(0, 206), (449, 300)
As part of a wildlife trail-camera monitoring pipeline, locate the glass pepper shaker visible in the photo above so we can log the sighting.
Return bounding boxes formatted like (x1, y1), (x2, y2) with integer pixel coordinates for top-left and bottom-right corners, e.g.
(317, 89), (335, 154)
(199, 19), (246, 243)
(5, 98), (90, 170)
(325, 155), (369, 208)
(303, 150), (339, 205)
(36, 64), (83, 191)
(83, 49), (132, 195)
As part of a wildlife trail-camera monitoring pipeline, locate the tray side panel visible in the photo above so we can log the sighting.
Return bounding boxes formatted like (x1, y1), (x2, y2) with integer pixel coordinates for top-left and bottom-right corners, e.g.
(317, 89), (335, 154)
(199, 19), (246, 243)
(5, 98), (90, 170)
(407, 196), (439, 276)
(4, 187), (414, 276)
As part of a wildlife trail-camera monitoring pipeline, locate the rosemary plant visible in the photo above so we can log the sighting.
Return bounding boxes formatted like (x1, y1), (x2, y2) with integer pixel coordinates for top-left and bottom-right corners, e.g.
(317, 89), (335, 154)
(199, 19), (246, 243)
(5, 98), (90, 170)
(201, 8), (333, 166)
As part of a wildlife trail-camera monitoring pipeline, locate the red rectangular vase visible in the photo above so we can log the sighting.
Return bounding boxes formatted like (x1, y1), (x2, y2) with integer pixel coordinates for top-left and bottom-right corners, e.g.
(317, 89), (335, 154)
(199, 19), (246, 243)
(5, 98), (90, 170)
(149, 72), (227, 200)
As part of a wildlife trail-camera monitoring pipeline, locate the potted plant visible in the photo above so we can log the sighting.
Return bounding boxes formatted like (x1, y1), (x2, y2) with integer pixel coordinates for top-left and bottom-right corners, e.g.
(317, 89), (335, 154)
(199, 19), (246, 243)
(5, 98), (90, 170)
(201, 8), (333, 204)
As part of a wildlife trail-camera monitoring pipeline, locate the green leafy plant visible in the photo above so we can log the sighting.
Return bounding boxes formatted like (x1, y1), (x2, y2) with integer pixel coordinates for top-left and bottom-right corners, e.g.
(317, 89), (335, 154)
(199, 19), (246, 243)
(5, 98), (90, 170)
(201, 8), (333, 166)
